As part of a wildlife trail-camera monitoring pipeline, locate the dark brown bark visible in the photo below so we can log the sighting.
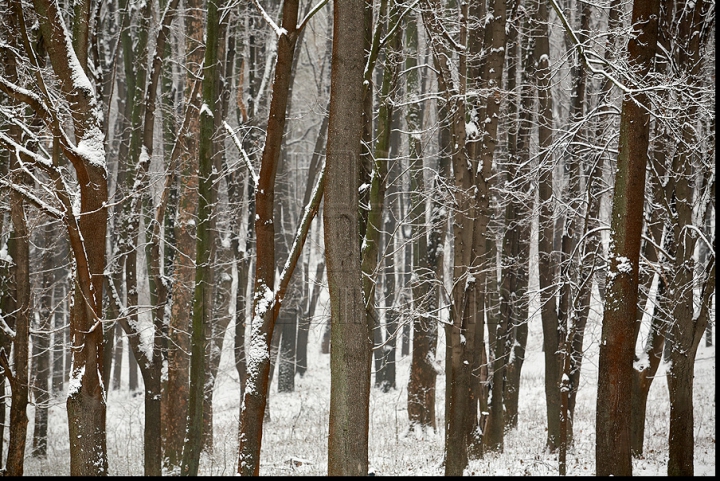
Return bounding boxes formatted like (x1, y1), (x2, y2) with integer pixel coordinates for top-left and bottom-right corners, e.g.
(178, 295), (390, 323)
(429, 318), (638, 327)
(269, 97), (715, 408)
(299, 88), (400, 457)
(5, 152), (30, 477)
(595, 0), (660, 474)
(420, 0), (477, 473)
(27, 0), (110, 474)
(238, 1), (303, 475)
(529, 0), (562, 453)
(472, 0), (508, 453)
(659, 2), (714, 475)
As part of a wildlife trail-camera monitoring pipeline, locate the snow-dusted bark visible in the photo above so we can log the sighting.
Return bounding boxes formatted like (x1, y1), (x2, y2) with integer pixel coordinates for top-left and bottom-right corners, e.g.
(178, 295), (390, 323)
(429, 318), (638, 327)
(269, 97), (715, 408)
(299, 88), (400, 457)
(596, 0), (660, 474)
(237, 0), (329, 474)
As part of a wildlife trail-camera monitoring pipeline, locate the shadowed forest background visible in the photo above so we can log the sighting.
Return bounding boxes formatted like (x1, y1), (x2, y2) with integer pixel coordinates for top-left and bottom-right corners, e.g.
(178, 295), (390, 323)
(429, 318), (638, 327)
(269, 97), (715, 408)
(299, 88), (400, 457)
(0, 0), (715, 476)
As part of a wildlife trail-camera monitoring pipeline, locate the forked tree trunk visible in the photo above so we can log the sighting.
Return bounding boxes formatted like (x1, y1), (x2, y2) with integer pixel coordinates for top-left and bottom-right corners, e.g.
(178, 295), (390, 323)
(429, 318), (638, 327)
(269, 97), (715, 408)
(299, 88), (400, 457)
(237, 1), (303, 474)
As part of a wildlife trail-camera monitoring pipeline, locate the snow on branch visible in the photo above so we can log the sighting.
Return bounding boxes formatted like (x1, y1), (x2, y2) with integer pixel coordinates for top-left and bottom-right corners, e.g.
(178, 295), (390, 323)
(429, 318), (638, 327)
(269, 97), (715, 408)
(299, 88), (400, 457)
(548, 0), (635, 95)
(297, 0), (330, 32)
(681, 224), (715, 254)
(223, 121), (259, 187)
(0, 178), (64, 220)
(0, 315), (16, 341)
(252, 0), (287, 37)
(380, 0), (421, 48)
(273, 163), (326, 316)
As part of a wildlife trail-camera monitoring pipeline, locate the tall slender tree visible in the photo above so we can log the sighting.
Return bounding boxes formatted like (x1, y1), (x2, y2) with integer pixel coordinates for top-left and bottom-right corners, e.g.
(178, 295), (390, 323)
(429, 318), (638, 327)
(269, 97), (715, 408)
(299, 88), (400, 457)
(595, 0), (661, 474)
(325, 0), (371, 475)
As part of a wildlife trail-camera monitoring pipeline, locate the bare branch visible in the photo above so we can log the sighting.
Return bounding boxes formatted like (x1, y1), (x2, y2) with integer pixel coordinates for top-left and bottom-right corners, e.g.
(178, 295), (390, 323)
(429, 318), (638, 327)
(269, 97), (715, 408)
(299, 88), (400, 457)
(297, 0), (330, 32)
(223, 121), (259, 187)
(252, 0), (286, 37)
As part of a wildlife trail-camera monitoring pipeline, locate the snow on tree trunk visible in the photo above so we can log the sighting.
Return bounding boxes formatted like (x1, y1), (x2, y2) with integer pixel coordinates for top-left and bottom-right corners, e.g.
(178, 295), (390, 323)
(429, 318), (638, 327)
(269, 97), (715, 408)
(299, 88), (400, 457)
(595, 0), (660, 474)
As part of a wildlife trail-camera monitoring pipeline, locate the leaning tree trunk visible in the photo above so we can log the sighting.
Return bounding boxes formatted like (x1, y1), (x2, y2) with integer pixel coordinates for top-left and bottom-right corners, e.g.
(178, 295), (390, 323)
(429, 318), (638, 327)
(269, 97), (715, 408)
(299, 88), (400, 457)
(237, 0), (304, 475)
(296, 114), (329, 376)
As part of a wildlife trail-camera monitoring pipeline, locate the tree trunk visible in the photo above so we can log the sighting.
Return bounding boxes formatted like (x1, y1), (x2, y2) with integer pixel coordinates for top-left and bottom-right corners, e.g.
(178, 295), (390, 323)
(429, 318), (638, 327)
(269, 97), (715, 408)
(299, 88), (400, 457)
(5, 152), (30, 476)
(237, 1), (303, 475)
(181, 0), (222, 474)
(51, 228), (68, 394)
(595, 0), (660, 474)
(528, 0), (562, 453)
(112, 324), (123, 390)
(500, 3), (532, 428)
(471, 0), (508, 453)
(27, 0), (111, 474)
(660, 1), (714, 474)
(325, 0), (371, 475)
(297, 109), (330, 377)
(162, 0), (203, 471)
(32, 222), (53, 458)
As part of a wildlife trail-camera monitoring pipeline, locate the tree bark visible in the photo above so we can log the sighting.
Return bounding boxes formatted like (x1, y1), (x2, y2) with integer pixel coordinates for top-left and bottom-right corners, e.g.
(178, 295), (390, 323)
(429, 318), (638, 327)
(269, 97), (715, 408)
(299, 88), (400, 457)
(325, 0), (371, 475)
(5, 146), (30, 477)
(500, 2), (532, 429)
(28, 0), (110, 474)
(595, 0), (660, 474)
(181, 0), (222, 474)
(237, 0), (303, 475)
(32, 221), (54, 458)
(163, 0), (203, 471)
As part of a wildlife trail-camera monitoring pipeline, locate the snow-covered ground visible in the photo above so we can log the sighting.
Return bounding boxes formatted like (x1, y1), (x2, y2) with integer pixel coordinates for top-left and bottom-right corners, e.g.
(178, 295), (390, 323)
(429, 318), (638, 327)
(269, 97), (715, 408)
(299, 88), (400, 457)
(19, 299), (715, 476)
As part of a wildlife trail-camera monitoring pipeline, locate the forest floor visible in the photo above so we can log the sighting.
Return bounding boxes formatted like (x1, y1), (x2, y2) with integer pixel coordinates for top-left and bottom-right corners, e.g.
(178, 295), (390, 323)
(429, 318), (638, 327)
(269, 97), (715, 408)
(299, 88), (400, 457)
(19, 304), (716, 476)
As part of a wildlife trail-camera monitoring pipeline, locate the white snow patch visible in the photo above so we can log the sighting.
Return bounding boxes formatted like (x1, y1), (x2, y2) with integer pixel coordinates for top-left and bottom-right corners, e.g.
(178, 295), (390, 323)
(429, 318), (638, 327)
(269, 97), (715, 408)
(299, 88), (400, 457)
(67, 365), (85, 398)
(200, 103), (214, 118)
(465, 121), (479, 139)
(616, 256), (632, 274)
(76, 127), (106, 168)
